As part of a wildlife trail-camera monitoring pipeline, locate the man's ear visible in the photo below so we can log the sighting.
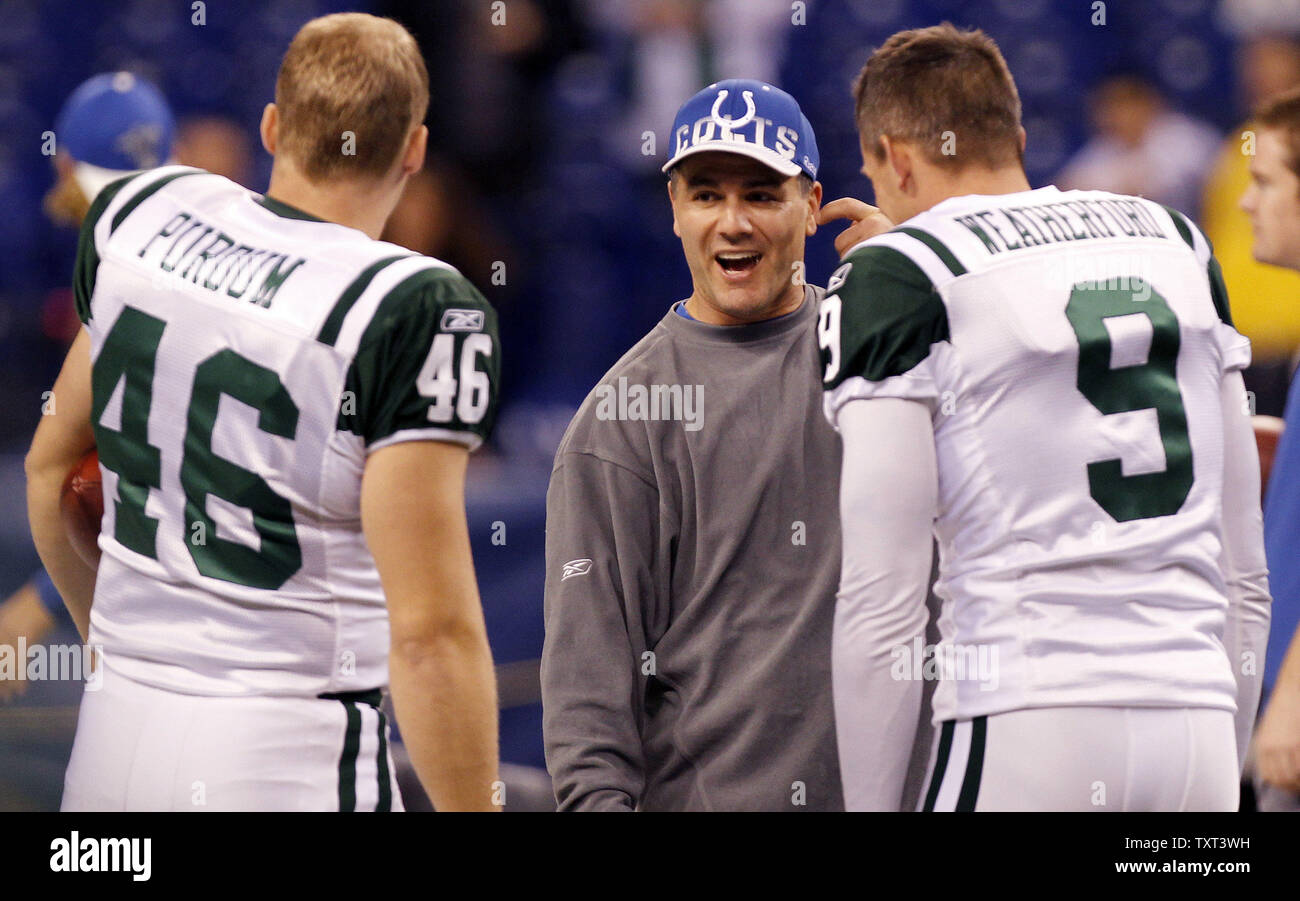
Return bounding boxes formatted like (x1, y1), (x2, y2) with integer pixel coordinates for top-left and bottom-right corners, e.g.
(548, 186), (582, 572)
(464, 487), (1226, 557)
(882, 134), (912, 193)
(260, 103), (278, 155)
(668, 178), (681, 237)
(402, 124), (428, 177)
(1017, 126), (1027, 155)
(806, 180), (823, 236)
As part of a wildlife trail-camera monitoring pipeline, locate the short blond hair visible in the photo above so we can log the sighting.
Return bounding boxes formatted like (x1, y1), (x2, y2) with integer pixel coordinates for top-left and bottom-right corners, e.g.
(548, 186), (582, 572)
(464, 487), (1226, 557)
(274, 13), (429, 181)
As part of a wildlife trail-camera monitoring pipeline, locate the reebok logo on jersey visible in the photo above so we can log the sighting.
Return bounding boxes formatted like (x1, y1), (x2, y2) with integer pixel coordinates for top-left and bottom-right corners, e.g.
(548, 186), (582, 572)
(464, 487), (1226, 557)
(440, 309), (485, 332)
(562, 558), (593, 580)
(826, 261), (851, 294)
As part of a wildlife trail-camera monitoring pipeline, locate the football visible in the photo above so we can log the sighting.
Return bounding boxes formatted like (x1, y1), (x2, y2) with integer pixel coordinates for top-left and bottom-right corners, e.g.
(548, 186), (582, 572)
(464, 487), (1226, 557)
(61, 447), (103, 567)
(1252, 415), (1285, 499)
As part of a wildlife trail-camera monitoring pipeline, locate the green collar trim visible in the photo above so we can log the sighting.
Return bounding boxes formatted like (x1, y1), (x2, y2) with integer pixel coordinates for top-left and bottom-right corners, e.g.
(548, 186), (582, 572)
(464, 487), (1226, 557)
(257, 194), (326, 222)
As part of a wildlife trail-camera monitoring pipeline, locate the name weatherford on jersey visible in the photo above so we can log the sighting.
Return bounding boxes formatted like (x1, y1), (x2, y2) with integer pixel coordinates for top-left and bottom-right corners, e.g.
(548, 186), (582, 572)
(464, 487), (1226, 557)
(135, 210), (307, 308)
(952, 196), (1169, 255)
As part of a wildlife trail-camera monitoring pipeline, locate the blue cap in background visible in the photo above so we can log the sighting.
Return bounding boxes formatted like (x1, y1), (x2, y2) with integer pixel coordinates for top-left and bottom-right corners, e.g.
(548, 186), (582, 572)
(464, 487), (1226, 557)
(662, 79), (819, 181)
(55, 72), (175, 195)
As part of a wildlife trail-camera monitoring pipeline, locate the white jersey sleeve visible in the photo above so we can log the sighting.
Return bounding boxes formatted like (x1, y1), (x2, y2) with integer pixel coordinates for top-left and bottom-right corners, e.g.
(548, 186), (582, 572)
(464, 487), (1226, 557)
(832, 397), (936, 810)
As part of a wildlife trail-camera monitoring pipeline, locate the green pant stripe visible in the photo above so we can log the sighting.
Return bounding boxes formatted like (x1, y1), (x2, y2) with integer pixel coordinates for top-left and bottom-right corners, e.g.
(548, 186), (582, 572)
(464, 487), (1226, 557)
(955, 716), (987, 812)
(922, 720), (955, 811)
(338, 701), (362, 812)
(376, 707), (392, 812)
(893, 226), (967, 276)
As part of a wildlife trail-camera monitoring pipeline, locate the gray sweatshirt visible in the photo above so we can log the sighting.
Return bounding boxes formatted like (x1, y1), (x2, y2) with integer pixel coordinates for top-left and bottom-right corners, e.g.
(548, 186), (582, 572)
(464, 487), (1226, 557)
(541, 287), (844, 810)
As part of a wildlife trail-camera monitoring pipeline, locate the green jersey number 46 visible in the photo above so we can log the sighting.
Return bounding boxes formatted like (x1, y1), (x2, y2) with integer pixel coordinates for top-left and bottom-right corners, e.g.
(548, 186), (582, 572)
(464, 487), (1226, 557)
(92, 305), (302, 590)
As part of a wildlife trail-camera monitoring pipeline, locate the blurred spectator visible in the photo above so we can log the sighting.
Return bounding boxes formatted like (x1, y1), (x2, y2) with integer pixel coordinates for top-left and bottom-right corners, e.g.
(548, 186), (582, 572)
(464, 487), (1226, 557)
(42, 73), (176, 347)
(582, 0), (793, 171)
(173, 115), (254, 187)
(2, 71), (176, 703)
(380, 159), (513, 297)
(0, 573), (71, 704)
(1239, 85), (1300, 810)
(43, 71), (175, 228)
(379, 0), (587, 197)
(376, 1), (585, 413)
(1220, 0), (1300, 40)
(1202, 34), (1300, 394)
(1057, 74), (1220, 218)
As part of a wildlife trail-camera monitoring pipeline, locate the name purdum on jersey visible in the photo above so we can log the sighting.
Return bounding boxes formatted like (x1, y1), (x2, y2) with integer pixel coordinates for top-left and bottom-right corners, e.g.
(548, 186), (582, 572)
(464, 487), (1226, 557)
(137, 210), (306, 308)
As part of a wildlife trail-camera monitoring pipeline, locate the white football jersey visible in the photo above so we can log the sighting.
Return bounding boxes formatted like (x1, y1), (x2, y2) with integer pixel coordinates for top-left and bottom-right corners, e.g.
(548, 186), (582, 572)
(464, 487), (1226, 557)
(75, 166), (500, 697)
(821, 186), (1251, 722)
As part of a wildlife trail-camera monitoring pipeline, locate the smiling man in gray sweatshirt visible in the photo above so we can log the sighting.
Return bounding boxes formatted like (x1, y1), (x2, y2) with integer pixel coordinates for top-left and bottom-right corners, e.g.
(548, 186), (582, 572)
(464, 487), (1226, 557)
(540, 80), (845, 810)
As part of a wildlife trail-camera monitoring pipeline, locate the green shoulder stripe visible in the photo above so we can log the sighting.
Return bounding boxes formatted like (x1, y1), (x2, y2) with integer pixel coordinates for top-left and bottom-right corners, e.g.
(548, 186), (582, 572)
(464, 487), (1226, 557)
(1161, 205), (1196, 252)
(826, 244), (950, 390)
(108, 169), (204, 235)
(317, 255), (412, 346)
(1160, 205), (1234, 327)
(1208, 256), (1234, 328)
(892, 226), (966, 276)
(73, 174), (138, 324)
(339, 265), (500, 446)
(358, 266), (473, 341)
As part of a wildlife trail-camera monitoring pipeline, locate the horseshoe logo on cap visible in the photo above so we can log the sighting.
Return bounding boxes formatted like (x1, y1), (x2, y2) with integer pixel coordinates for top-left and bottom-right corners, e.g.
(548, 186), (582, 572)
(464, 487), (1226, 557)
(711, 89), (756, 130)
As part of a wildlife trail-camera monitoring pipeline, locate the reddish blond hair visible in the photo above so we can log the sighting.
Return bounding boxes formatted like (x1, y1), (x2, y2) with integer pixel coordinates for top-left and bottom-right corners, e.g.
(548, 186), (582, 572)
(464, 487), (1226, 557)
(274, 13), (429, 181)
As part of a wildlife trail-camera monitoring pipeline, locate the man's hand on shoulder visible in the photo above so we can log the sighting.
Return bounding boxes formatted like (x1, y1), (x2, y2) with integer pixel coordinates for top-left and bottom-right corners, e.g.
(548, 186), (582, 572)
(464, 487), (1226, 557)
(817, 198), (895, 258)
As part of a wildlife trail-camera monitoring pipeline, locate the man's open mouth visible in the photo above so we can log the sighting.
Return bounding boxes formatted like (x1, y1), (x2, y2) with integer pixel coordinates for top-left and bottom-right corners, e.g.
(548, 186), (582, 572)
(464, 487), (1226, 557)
(716, 251), (762, 274)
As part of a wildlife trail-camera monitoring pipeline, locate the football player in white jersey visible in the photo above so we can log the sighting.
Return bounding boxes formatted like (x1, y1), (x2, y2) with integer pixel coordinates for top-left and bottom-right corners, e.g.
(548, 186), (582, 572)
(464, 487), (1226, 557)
(25, 13), (501, 811)
(820, 24), (1271, 810)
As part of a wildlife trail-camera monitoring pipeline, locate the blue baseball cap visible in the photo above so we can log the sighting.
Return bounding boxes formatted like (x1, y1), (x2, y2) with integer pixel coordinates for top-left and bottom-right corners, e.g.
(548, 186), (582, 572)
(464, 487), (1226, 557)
(55, 72), (175, 197)
(662, 79), (819, 181)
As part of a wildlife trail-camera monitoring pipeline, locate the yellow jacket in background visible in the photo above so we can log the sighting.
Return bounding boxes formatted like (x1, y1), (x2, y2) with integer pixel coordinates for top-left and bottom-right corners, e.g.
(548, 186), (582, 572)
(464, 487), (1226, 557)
(1202, 131), (1300, 362)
